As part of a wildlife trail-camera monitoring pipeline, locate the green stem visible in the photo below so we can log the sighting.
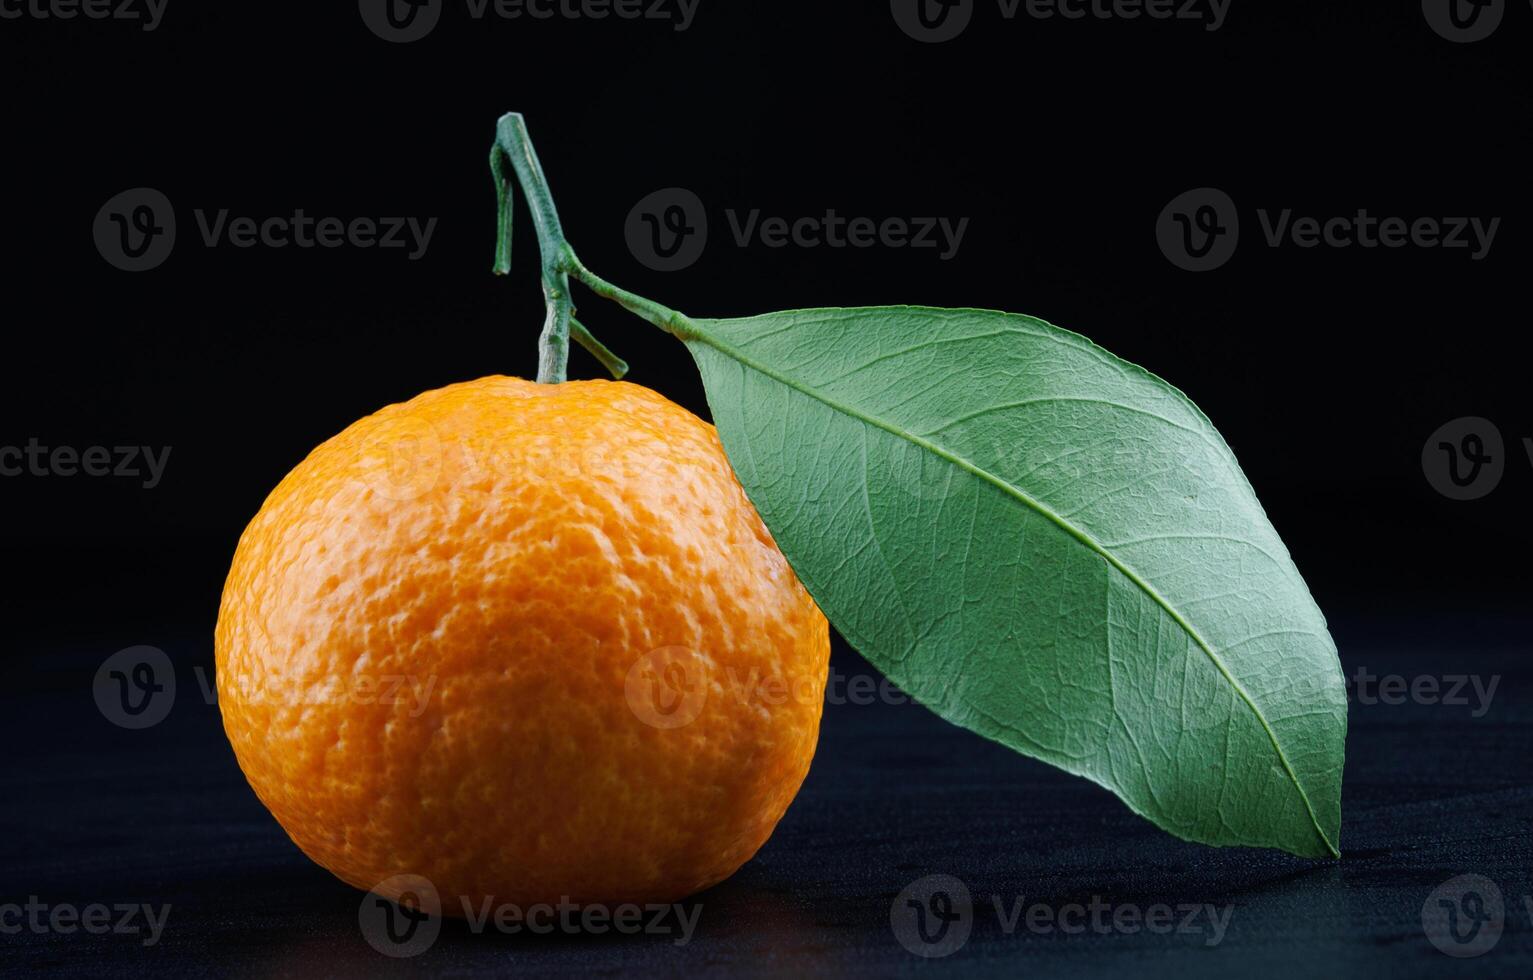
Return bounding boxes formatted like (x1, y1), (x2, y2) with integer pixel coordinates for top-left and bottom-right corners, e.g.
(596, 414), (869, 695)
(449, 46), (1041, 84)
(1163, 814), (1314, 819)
(568, 259), (693, 339)
(490, 145), (514, 277)
(493, 113), (576, 383)
(491, 112), (695, 381)
(570, 318), (628, 379)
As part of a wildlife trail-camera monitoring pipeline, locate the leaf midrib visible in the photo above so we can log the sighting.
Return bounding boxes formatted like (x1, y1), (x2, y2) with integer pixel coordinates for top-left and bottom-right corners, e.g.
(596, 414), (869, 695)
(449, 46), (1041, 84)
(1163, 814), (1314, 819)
(687, 319), (1339, 858)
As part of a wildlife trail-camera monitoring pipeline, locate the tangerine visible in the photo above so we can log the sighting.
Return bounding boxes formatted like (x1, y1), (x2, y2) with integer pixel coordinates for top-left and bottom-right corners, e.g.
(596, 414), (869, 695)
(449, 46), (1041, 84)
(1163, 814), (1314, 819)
(215, 377), (829, 909)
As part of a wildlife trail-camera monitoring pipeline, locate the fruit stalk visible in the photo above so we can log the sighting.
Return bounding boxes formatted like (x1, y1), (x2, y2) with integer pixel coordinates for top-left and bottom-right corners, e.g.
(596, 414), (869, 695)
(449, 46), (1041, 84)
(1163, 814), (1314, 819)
(492, 113), (576, 383)
(491, 112), (692, 380)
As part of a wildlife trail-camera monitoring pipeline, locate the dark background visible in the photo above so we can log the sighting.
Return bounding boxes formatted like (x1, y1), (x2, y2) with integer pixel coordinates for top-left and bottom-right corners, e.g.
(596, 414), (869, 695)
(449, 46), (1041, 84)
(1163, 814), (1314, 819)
(1, 1), (1529, 976)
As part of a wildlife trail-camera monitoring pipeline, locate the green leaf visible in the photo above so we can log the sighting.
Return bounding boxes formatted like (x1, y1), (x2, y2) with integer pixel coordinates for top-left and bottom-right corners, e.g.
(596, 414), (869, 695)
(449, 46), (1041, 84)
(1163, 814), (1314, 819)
(679, 306), (1346, 858)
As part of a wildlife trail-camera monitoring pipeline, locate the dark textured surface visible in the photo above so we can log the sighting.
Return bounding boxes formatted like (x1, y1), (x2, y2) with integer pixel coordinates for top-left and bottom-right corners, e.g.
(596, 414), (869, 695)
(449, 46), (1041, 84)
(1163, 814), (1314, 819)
(4, 615), (1530, 978)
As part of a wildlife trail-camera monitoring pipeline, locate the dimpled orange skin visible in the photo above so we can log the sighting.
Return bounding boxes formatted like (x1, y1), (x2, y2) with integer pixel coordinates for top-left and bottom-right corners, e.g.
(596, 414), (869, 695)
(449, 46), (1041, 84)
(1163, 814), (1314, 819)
(215, 377), (829, 911)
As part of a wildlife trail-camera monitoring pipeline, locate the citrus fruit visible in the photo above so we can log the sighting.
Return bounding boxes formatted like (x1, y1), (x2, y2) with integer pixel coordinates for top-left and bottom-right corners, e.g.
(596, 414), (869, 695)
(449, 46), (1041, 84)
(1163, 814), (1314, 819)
(215, 377), (829, 910)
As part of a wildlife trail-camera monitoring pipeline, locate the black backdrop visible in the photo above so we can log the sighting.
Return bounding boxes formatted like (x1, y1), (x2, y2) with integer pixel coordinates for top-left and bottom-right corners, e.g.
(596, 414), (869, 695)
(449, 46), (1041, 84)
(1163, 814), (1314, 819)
(3, 3), (1527, 651)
